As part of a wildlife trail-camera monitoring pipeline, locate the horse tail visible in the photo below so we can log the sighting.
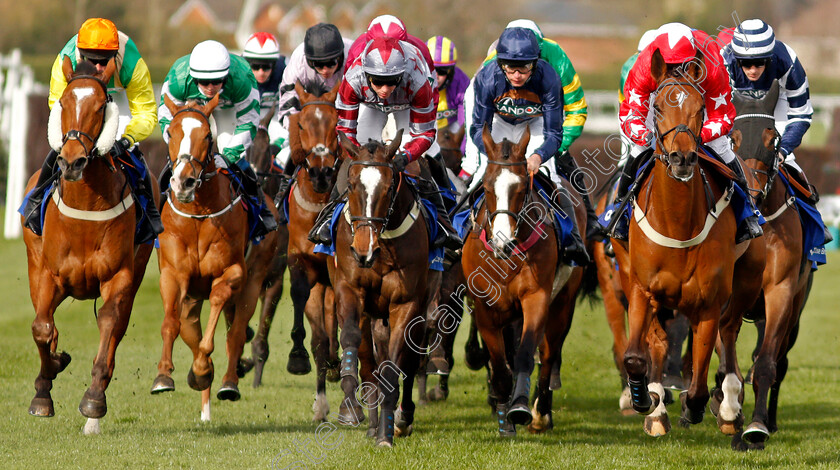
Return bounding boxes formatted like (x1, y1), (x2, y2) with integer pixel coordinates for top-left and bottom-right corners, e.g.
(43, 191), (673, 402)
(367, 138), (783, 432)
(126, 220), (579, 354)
(576, 260), (601, 307)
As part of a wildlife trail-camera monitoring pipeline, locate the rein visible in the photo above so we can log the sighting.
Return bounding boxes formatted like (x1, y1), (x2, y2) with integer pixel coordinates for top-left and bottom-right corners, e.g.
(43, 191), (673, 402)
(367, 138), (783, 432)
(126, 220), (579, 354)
(345, 159), (404, 236)
(482, 159), (536, 243)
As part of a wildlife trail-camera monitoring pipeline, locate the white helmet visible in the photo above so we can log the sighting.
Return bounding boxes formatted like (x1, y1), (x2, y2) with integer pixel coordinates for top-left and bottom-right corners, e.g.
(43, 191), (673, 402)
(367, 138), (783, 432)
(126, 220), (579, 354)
(189, 40), (230, 80)
(243, 32), (281, 60)
(637, 29), (659, 52)
(506, 19), (543, 39)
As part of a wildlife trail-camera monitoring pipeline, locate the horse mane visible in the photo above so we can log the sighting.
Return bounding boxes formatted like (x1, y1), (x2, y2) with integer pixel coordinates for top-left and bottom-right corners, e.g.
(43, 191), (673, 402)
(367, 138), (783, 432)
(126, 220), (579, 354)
(499, 139), (513, 160)
(73, 60), (98, 77)
(303, 81), (331, 97)
(361, 140), (382, 155)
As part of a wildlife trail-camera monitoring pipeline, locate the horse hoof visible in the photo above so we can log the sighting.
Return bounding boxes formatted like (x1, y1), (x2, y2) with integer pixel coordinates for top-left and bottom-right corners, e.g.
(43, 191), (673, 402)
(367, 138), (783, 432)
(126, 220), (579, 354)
(394, 407), (414, 437)
(426, 357), (450, 376)
(187, 367), (213, 391)
(717, 410), (744, 436)
(150, 374), (175, 394)
(375, 438), (393, 448)
(78, 390), (107, 419)
(644, 414), (672, 437)
(286, 348), (311, 375)
(216, 382), (241, 401)
(57, 351), (72, 373)
(742, 422), (770, 444)
(325, 362), (341, 383)
(29, 397), (54, 417)
(394, 423), (413, 438)
(236, 358), (255, 378)
(709, 387), (723, 417)
(527, 408), (553, 434)
(464, 344), (488, 371)
(732, 431), (766, 451)
(662, 374), (686, 391)
(549, 371), (562, 391)
(506, 403), (533, 426)
(427, 386), (449, 402)
(337, 402), (365, 426)
(245, 325), (255, 343)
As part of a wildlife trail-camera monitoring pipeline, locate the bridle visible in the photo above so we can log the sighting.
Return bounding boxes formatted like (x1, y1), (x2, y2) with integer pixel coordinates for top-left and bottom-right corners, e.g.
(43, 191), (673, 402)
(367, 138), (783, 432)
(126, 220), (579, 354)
(298, 99), (341, 180)
(653, 80), (704, 167)
(61, 74), (110, 158)
(482, 157), (535, 242)
(345, 159), (403, 236)
(171, 106), (216, 185)
(735, 111), (781, 202)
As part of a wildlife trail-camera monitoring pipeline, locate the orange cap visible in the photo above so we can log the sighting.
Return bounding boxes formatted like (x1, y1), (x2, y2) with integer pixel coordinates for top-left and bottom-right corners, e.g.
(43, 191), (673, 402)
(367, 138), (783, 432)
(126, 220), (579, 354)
(77, 18), (119, 51)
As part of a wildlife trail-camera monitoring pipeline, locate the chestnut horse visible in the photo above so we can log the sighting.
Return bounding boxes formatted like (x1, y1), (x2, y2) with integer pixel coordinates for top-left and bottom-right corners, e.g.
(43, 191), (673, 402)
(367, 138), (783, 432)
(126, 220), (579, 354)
(329, 130), (432, 447)
(284, 81), (342, 420)
(151, 94), (278, 421)
(461, 125), (585, 436)
(726, 82), (815, 449)
(21, 58), (158, 434)
(611, 50), (765, 439)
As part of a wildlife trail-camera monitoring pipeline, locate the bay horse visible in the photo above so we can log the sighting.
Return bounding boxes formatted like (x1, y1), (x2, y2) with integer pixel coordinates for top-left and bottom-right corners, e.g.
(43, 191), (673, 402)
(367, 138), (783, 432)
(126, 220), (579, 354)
(21, 57), (158, 434)
(611, 49), (765, 439)
(725, 82), (815, 449)
(330, 129), (432, 447)
(437, 123), (466, 174)
(283, 81), (342, 420)
(460, 124), (585, 436)
(151, 94), (279, 421)
(241, 106), (290, 388)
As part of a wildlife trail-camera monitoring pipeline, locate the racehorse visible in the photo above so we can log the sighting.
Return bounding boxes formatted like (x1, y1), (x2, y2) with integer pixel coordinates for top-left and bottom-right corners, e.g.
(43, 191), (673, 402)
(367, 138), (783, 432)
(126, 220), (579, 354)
(437, 123), (465, 174)
(330, 129), (432, 447)
(726, 82), (815, 449)
(21, 58), (158, 434)
(461, 125), (586, 436)
(241, 106), (290, 388)
(610, 49), (765, 438)
(284, 81), (342, 420)
(151, 94), (279, 421)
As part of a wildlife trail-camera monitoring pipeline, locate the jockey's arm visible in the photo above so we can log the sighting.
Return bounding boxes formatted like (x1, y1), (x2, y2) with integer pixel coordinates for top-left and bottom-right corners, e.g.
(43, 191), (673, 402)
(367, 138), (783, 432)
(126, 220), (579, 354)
(543, 42), (587, 152)
(468, 74), (495, 157)
(47, 54), (68, 110)
(402, 81), (437, 161)
(157, 79), (183, 144)
(535, 74), (564, 162)
(699, 67), (736, 144)
(275, 49), (304, 130)
(335, 79), (361, 146)
(220, 81), (260, 165)
(121, 56), (157, 144)
(778, 51), (813, 156)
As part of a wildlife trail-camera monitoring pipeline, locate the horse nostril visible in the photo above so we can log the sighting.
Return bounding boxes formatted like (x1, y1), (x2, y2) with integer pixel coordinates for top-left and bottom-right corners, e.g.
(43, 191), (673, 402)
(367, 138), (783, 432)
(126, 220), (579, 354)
(72, 158), (88, 171)
(184, 178), (197, 189)
(687, 152), (698, 165)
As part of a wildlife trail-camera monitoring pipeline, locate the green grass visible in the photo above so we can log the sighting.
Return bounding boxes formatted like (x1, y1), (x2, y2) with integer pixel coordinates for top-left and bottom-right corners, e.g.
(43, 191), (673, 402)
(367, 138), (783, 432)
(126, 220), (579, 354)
(0, 227), (839, 469)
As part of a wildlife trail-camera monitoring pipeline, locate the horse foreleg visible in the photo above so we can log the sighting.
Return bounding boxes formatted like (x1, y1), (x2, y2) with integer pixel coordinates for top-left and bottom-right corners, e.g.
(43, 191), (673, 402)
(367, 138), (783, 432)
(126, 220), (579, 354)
(28, 271), (68, 418)
(287, 259), (312, 375)
(251, 276), (283, 387)
(219, 274), (262, 401)
(623, 283), (657, 415)
(153, 270), (182, 394)
(382, 303), (422, 447)
(680, 312), (719, 428)
(306, 282), (330, 422)
(644, 315), (670, 437)
(80, 269), (135, 419)
(335, 285), (364, 427)
(507, 292), (549, 427)
(358, 317), (378, 438)
(474, 304), (515, 437)
(177, 297), (206, 419)
(324, 286), (340, 382)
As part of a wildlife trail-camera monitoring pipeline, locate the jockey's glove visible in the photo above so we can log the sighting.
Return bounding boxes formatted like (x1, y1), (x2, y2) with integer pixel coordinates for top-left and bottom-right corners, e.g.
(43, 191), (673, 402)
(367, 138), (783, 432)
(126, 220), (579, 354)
(110, 137), (132, 158)
(392, 152), (409, 173)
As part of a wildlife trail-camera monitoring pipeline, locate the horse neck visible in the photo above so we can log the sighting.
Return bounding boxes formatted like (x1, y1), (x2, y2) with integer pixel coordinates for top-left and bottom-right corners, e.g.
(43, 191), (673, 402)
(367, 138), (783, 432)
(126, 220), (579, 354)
(384, 176), (415, 231)
(640, 160), (713, 239)
(762, 169), (789, 213)
(191, 169), (231, 209)
(60, 158), (127, 207)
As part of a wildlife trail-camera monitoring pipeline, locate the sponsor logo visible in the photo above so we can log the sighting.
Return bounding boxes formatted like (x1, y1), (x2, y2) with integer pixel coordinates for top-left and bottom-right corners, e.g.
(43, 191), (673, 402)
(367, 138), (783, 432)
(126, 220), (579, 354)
(436, 109), (457, 120)
(375, 103), (410, 113)
(495, 97), (542, 117)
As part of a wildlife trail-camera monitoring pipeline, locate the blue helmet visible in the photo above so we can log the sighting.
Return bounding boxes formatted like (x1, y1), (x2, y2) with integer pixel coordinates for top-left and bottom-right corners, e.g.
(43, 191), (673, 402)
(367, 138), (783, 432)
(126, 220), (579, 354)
(496, 27), (540, 63)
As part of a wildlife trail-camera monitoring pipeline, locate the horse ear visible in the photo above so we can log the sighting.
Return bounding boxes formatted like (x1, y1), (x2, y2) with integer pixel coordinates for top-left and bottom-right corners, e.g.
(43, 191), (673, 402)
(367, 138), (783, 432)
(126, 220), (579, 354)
(295, 80), (309, 104)
(203, 93), (220, 116)
(731, 89), (746, 114)
(764, 80), (780, 113)
(325, 81), (341, 103)
(337, 131), (359, 160)
(288, 113), (305, 165)
(454, 124), (466, 146)
(650, 48), (666, 84)
(684, 49), (704, 81)
(515, 125), (531, 158)
(261, 105), (276, 128)
(730, 129), (742, 153)
(100, 58), (117, 84)
(387, 129), (404, 157)
(163, 93), (180, 116)
(481, 123), (494, 155)
(61, 55), (74, 82)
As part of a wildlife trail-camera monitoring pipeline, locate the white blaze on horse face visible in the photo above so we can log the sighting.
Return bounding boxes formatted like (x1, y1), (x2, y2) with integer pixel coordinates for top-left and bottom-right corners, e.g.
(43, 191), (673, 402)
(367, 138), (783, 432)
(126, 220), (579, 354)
(72, 87), (95, 123)
(491, 168), (521, 250)
(675, 90), (688, 109)
(170, 117), (203, 193)
(360, 167), (382, 252)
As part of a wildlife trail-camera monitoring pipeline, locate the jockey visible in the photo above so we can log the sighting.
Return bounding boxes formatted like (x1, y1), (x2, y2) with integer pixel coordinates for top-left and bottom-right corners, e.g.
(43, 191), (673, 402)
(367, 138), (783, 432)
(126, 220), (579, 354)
(614, 22), (762, 243)
(722, 19), (817, 202)
(308, 36), (462, 252)
(426, 36), (470, 148)
(158, 40), (277, 238)
(470, 27), (589, 265)
(463, 19), (600, 241)
(22, 17), (162, 241)
(619, 29), (659, 103)
(242, 32), (287, 151)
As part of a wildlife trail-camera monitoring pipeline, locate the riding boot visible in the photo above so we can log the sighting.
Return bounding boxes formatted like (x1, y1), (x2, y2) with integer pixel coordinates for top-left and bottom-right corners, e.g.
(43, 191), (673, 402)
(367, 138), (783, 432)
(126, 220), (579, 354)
(417, 178), (462, 252)
(135, 156), (164, 236)
(555, 150), (604, 241)
(273, 162), (297, 224)
(22, 150), (60, 233)
(605, 159), (638, 242)
(307, 185), (342, 246)
(725, 159), (763, 243)
(235, 159), (278, 237)
(554, 183), (590, 266)
(785, 163), (820, 204)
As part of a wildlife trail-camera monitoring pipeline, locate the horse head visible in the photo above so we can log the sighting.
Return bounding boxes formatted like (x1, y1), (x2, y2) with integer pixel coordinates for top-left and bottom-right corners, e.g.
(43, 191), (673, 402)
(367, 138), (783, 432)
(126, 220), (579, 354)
(48, 56), (119, 182)
(438, 123), (466, 174)
(249, 105), (276, 183)
(481, 123), (532, 257)
(731, 80), (781, 206)
(651, 48), (705, 182)
(163, 93), (220, 203)
(291, 81), (341, 194)
(338, 128), (404, 268)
